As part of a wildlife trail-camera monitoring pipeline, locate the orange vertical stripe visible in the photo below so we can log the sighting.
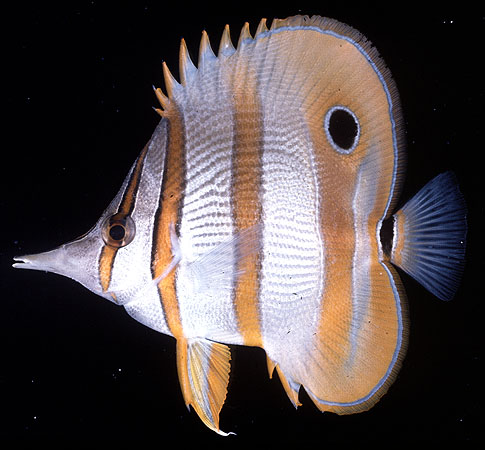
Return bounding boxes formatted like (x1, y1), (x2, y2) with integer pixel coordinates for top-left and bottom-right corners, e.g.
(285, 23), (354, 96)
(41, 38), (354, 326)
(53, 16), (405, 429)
(291, 23), (405, 409)
(118, 144), (149, 215)
(151, 106), (186, 338)
(316, 167), (356, 366)
(99, 245), (117, 292)
(98, 144), (149, 294)
(230, 66), (263, 347)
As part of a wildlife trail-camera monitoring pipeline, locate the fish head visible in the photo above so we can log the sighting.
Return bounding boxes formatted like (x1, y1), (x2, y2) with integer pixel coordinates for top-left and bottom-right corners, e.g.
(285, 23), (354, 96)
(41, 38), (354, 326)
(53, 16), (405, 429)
(13, 120), (169, 305)
(13, 220), (116, 302)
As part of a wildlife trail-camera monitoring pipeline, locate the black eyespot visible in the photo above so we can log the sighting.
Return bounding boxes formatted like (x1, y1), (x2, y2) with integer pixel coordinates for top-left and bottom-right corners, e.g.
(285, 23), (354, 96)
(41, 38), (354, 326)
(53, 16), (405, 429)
(102, 212), (136, 248)
(324, 106), (360, 154)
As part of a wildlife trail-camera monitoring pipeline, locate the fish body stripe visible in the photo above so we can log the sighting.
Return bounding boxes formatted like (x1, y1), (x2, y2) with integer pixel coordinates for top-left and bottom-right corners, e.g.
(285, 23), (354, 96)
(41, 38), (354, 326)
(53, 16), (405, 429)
(15, 16), (467, 436)
(292, 25), (406, 409)
(98, 144), (150, 294)
(229, 56), (264, 347)
(252, 28), (325, 370)
(226, 20), (406, 410)
(119, 144), (150, 215)
(152, 110), (186, 338)
(98, 245), (117, 294)
(142, 18), (406, 407)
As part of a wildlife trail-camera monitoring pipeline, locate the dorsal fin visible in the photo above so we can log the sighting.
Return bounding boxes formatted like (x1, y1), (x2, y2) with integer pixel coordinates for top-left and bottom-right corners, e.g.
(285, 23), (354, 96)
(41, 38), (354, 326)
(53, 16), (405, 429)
(255, 18), (268, 36)
(270, 17), (283, 30)
(237, 22), (252, 48)
(162, 61), (180, 99)
(199, 30), (217, 68)
(179, 38), (197, 85)
(152, 85), (169, 116)
(218, 24), (235, 57)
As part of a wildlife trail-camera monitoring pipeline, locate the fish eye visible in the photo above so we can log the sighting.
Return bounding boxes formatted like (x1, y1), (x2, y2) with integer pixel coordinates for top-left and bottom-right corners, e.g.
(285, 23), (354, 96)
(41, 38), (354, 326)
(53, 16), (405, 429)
(324, 105), (360, 154)
(101, 212), (136, 248)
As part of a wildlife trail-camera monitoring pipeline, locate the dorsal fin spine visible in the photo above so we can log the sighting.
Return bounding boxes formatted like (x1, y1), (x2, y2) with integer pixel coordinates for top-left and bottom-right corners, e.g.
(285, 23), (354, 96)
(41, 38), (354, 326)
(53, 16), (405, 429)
(162, 61), (179, 99)
(237, 22), (252, 48)
(255, 18), (268, 36)
(179, 38), (197, 85)
(218, 24), (235, 57)
(199, 30), (216, 68)
(270, 17), (283, 30)
(152, 85), (169, 111)
(152, 106), (165, 117)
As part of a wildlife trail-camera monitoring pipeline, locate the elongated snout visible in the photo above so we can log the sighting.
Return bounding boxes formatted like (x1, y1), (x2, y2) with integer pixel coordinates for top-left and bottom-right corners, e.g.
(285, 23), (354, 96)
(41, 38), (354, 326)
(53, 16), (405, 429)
(12, 229), (112, 301)
(13, 246), (71, 275)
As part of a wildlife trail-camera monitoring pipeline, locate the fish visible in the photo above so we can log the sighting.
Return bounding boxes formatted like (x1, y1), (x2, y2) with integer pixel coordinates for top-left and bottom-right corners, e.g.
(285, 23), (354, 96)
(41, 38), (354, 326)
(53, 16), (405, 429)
(13, 15), (467, 435)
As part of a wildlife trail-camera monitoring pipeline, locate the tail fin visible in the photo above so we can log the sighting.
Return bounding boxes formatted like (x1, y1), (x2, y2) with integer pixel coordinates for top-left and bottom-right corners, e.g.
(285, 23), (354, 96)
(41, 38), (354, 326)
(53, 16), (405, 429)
(391, 171), (467, 300)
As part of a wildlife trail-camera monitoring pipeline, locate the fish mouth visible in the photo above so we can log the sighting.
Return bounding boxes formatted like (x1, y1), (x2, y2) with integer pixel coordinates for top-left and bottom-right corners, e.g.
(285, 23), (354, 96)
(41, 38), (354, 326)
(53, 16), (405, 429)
(12, 254), (43, 270)
(13, 249), (115, 302)
(12, 247), (67, 274)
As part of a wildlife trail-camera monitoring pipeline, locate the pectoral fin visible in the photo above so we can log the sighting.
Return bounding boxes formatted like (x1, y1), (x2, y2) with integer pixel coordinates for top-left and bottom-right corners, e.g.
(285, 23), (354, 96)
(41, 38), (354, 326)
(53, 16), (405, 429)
(176, 337), (234, 436)
(187, 223), (262, 296)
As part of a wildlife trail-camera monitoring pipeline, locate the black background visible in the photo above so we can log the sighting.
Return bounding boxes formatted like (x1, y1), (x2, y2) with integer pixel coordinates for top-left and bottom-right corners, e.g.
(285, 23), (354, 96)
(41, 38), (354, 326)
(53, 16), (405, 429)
(2, 2), (483, 444)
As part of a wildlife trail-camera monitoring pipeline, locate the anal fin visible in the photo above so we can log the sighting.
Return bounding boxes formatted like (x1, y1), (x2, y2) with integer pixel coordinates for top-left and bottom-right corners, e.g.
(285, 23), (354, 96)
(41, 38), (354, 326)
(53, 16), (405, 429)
(266, 356), (302, 408)
(176, 337), (234, 436)
(275, 365), (302, 408)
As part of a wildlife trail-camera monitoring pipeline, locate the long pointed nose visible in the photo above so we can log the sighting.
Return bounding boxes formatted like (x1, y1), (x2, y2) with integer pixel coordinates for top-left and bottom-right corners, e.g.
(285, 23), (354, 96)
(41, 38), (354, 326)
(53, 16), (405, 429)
(13, 246), (70, 275)
(12, 230), (109, 300)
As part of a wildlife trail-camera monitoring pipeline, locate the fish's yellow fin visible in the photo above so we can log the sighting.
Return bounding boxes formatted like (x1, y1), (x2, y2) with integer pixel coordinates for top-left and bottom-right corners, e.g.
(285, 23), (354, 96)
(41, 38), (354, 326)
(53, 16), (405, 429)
(276, 261), (408, 415)
(266, 355), (276, 378)
(267, 356), (302, 408)
(176, 337), (234, 436)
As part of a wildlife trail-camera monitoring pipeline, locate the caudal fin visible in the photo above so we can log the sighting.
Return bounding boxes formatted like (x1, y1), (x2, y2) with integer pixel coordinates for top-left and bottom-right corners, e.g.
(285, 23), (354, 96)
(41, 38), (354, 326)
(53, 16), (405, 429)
(391, 171), (467, 301)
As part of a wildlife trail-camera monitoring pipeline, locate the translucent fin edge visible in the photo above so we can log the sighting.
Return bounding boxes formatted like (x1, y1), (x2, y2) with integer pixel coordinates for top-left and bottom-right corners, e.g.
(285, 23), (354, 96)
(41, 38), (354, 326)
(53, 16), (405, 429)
(391, 171), (467, 300)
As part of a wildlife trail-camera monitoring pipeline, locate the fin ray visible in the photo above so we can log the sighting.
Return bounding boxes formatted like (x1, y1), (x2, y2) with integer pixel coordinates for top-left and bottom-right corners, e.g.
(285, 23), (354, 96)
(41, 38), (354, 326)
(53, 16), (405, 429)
(162, 61), (179, 98)
(199, 30), (216, 68)
(179, 38), (197, 85)
(176, 338), (234, 436)
(218, 24), (235, 57)
(266, 260), (407, 415)
(237, 22), (252, 48)
(275, 365), (302, 408)
(391, 171), (467, 300)
(187, 224), (262, 296)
